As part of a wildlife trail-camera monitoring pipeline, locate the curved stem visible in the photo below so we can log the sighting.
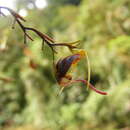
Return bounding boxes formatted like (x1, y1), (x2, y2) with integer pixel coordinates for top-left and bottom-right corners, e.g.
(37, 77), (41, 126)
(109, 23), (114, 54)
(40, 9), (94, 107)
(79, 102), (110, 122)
(73, 79), (107, 95)
(61, 79), (107, 95)
(85, 51), (91, 90)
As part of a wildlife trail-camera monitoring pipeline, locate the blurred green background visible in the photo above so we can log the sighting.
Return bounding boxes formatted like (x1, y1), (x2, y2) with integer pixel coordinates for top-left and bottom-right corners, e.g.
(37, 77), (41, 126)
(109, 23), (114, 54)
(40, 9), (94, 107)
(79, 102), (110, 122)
(0, 0), (130, 130)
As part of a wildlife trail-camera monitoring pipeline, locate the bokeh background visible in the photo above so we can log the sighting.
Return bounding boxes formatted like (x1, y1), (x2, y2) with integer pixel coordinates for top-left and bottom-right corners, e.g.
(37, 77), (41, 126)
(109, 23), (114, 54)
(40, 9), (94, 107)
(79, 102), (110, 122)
(0, 0), (130, 130)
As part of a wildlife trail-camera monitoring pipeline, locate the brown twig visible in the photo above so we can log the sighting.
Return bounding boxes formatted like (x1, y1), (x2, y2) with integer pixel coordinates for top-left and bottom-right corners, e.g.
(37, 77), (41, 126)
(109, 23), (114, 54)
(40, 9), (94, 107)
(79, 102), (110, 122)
(0, 6), (79, 53)
(0, 6), (33, 44)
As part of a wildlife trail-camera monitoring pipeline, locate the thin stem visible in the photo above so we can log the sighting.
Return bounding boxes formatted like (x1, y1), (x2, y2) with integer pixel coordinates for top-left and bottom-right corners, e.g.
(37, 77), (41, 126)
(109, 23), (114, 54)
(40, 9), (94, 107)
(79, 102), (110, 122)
(85, 51), (91, 90)
(73, 79), (107, 95)
(0, 6), (79, 51)
(61, 79), (107, 95)
(57, 86), (65, 96)
(25, 27), (54, 43)
(15, 19), (33, 42)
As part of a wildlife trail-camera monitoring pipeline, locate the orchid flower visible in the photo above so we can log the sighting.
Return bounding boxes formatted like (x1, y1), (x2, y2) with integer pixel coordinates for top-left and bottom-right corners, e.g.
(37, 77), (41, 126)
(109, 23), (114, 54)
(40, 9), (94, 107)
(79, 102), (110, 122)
(55, 50), (107, 95)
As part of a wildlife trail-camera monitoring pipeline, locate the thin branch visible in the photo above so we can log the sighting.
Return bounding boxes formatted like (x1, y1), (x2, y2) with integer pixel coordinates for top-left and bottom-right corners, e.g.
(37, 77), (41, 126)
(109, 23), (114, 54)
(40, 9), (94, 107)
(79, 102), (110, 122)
(0, 6), (79, 52)
(0, 6), (33, 44)
(15, 19), (34, 43)
(0, 6), (26, 21)
(25, 27), (54, 43)
(73, 79), (107, 95)
(61, 79), (107, 95)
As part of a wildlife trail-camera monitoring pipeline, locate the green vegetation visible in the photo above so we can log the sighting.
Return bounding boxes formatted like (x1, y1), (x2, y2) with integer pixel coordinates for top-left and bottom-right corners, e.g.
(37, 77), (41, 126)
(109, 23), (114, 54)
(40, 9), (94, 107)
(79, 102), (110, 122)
(0, 0), (130, 129)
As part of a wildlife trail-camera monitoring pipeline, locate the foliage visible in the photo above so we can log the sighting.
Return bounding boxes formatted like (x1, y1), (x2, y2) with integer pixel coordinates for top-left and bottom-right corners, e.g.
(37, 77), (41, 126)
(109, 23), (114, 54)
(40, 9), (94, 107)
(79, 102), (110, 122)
(0, 0), (130, 130)
(48, 0), (82, 6)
